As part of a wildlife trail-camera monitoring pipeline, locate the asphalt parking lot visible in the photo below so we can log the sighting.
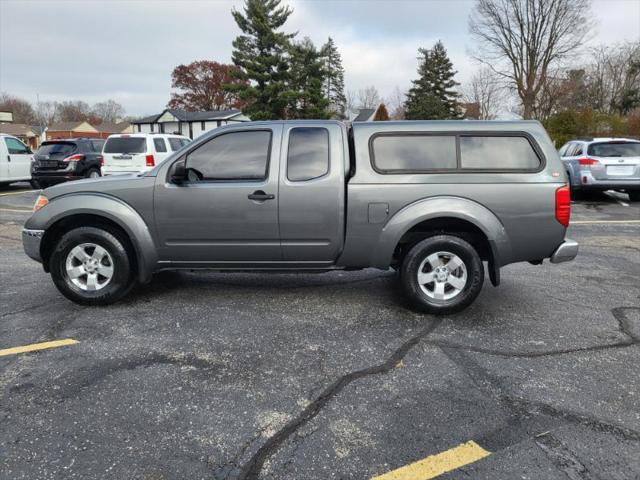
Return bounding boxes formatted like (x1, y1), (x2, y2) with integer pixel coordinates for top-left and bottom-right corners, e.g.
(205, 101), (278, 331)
(1, 184), (639, 480)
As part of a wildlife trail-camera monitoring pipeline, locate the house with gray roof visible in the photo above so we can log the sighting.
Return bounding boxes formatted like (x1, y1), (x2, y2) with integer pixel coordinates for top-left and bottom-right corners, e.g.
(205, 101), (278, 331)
(131, 108), (250, 139)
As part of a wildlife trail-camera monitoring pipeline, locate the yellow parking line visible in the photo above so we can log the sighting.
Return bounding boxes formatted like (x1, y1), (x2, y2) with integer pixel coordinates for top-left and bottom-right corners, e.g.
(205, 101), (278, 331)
(571, 220), (640, 224)
(371, 441), (491, 480)
(0, 190), (34, 197)
(0, 339), (79, 357)
(0, 207), (32, 213)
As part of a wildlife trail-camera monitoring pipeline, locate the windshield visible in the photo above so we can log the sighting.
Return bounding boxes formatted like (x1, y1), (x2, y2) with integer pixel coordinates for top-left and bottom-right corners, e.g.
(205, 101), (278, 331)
(104, 137), (147, 154)
(37, 142), (76, 156)
(587, 142), (640, 157)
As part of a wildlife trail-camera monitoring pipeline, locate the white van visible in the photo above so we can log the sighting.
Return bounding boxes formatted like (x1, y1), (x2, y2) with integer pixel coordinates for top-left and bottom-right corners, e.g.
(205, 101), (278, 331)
(102, 133), (191, 175)
(0, 134), (33, 186)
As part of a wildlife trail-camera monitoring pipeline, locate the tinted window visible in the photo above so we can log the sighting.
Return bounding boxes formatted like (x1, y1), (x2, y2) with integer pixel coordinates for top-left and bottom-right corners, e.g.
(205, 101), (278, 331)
(181, 138), (191, 147)
(572, 143), (583, 156)
(5, 137), (30, 154)
(168, 138), (183, 151)
(372, 135), (457, 171)
(154, 138), (167, 152)
(36, 141), (76, 156)
(588, 142), (640, 157)
(91, 140), (105, 152)
(460, 136), (540, 169)
(186, 130), (271, 180)
(104, 137), (146, 154)
(287, 128), (329, 181)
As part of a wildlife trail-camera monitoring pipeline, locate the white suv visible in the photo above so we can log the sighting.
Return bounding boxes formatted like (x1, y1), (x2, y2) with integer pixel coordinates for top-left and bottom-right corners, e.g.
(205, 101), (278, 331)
(102, 133), (191, 175)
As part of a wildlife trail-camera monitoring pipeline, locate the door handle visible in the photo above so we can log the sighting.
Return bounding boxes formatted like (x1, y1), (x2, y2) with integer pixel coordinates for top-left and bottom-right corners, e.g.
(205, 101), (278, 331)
(248, 190), (275, 201)
(7, 155), (11, 162)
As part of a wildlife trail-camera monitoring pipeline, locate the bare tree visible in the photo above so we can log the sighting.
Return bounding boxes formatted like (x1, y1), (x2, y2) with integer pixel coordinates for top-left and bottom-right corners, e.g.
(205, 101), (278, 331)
(588, 42), (640, 114)
(469, 0), (592, 119)
(92, 99), (125, 123)
(386, 86), (407, 119)
(462, 67), (503, 119)
(34, 100), (57, 128)
(0, 93), (36, 123)
(345, 89), (358, 115)
(357, 85), (381, 109)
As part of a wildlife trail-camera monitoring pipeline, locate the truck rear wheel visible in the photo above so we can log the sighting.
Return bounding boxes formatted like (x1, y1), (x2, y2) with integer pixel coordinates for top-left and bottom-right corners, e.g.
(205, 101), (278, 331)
(50, 226), (135, 305)
(400, 235), (484, 315)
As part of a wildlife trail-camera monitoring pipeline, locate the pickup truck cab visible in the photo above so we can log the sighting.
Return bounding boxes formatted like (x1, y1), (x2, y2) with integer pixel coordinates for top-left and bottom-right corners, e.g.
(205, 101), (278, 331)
(23, 120), (578, 314)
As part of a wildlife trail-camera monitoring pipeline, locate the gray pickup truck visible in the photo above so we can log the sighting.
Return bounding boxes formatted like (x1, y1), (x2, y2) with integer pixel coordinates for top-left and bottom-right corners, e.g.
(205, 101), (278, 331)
(23, 120), (578, 314)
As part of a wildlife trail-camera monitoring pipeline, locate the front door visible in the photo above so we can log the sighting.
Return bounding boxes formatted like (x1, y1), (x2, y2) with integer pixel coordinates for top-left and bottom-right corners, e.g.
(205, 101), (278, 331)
(154, 126), (282, 264)
(4, 136), (32, 180)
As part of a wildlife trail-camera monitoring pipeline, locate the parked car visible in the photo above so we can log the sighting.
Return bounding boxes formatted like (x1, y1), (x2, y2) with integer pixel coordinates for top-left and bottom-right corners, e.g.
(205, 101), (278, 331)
(101, 133), (191, 175)
(23, 120), (577, 313)
(559, 137), (640, 201)
(0, 133), (33, 187)
(31, 138), (105, 189)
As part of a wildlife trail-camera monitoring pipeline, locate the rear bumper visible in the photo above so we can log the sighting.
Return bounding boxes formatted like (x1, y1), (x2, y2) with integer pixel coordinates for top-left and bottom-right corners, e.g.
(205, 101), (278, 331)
(576, 171), (640, 191)
(102, 166), (152, 176)
(22, 228), (44, 262)
(550, 239), (579, 264)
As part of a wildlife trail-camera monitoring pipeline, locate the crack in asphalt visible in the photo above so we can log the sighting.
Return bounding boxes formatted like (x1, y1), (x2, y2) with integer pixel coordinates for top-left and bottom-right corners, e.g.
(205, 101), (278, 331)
(438, 332), (640, 480)
(11, 352), (223, 403)
(428, 306), (640, 358)
(534, 433), (595, 480)
(0, 301), (54, 319)
(235, 318), (442, 480)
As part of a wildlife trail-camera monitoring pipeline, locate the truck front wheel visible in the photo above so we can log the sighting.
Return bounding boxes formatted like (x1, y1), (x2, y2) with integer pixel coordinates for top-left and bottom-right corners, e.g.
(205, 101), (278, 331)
(50, 226), (135, 305)
(400, 235), (484, 315)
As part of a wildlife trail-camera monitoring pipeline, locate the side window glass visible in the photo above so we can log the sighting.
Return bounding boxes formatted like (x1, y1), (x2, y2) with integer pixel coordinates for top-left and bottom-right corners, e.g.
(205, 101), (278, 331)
(154, 138), (167, 152)
(186, 130), (271, 181)
(92, 140), (105, 152)
(459, 136), (540, 169)
(168, 138), (182, 151)
(574, 144), (583, 156)
(5, 137), (30, 154)
(287, 128), (329, 181)
(372, 135), (457, 172)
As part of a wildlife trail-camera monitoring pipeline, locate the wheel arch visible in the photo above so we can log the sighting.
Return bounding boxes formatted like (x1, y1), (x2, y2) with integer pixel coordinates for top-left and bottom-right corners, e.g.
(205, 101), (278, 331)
(370, 196), (512, 286)
(29, 193), (157, 283)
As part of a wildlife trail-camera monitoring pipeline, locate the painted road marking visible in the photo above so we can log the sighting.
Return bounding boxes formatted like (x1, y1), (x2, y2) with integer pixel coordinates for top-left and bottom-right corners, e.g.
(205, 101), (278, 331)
(0, 339), (79, 357)
(571, 220), (640, 225)
(0, 190), (35, 197)
(604, 191), (629, 207)
(371, 441), (491, 480)
(0, 207), (32, 213)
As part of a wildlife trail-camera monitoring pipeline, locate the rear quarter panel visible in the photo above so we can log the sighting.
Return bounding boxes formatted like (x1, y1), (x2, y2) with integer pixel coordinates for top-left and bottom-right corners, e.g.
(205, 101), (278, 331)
(339, 121), (567, 268)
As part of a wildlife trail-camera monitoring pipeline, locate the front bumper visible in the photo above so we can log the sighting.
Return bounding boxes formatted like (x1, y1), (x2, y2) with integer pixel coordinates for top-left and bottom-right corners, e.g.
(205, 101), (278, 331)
(22, 228), (44, 262)
(550, 238), (579, 263)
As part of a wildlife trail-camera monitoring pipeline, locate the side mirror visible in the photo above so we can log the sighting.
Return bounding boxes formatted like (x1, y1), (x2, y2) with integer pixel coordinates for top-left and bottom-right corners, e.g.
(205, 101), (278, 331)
(171, 163), (186, 184)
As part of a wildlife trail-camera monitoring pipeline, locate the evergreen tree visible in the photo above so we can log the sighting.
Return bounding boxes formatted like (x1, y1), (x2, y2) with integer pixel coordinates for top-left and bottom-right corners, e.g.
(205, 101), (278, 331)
(321, 37), (347, 119)
(287, 38), (331, 119)
(405, 41), (461, 120)
(227, 0), (295, 120)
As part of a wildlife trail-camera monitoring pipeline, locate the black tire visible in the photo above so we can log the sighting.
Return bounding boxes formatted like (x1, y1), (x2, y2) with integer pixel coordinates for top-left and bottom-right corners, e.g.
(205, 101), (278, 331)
(85, 168), (101, 179)
(50, 226), (135, 305)
(400, 235), (484, 315)
(628, 191), (640, 202)
(30, 179), (42, 190)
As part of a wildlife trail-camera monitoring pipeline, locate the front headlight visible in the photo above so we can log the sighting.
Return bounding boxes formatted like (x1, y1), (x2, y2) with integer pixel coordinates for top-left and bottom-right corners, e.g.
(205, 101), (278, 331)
(33, 195), (49, 212)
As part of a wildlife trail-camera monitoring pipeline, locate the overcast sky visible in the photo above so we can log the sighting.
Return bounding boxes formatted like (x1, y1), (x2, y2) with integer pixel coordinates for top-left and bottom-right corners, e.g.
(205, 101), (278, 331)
(1, 0), (639, 117)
